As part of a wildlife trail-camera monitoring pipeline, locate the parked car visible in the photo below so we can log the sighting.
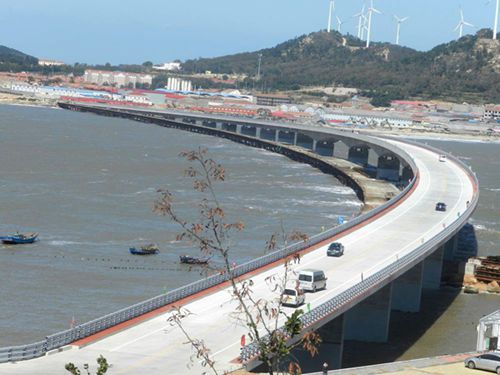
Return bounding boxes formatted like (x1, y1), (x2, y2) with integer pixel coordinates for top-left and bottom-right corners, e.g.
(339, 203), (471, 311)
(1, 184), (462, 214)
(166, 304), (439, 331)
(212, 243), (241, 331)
(464, 352), (500, 374)
(280, 287), (305, 307)
(439, 154), (447, 162)
(435, 202), (447, 212)
(327, 242), (344, 257)
(298, 269), (327, 292)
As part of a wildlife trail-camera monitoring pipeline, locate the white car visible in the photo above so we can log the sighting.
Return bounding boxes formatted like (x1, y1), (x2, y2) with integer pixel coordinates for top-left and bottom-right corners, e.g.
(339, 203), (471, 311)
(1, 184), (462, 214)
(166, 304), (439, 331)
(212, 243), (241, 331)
(280, 288), (305, 307)
(439, 154), (447, 162)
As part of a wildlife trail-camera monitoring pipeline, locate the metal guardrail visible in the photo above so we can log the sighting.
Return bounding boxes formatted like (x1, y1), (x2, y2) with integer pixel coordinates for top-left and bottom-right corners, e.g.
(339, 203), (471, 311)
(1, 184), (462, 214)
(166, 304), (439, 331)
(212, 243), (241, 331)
(0, 109), (469, 365)
(239, 138), (479, 365)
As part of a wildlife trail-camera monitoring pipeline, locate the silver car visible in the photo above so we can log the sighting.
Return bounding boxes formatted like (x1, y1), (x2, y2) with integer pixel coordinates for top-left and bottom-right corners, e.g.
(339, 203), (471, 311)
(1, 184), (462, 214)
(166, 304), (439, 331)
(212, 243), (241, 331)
(464, 352), (500, 374)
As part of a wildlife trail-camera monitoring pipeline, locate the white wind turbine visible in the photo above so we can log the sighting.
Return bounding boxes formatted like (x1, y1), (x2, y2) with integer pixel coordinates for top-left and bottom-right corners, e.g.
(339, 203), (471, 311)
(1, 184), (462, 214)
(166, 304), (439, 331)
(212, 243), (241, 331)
(366, 0), (381, 47)
(337, 16), (345, 33)
(393, 15), (409, 45)
(353, 5), (366, 39)
(327, 0), (335, 33)
(454, 8), (474, 38)
(488, 0), (499, 39)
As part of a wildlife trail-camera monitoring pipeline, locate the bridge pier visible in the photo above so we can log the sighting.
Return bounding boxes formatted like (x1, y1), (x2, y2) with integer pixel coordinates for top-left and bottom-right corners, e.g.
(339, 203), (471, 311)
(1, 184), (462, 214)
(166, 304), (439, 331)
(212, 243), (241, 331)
(376, 154), (401, 182)
(391, 262), (424, 312)
(443, 234), (459, 261)
(292, 315), (345, 372)
(423, 246), (444, 290)
(348, 145), (370, 166)
(344, 284), (393, 342)
(315, 140), (335, 157)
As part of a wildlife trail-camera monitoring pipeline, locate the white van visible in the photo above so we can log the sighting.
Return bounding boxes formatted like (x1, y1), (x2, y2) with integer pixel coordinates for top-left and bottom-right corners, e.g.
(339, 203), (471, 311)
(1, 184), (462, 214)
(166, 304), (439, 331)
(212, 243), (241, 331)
(298, 269), (327, 292)
(280, 287), (305, 307)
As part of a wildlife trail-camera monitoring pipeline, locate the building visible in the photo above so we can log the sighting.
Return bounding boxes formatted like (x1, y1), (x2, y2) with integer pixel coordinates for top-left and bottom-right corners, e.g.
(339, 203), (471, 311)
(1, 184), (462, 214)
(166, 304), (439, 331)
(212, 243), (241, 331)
(255, 94), (292, 106)
(83, 70), (152, 88)
(484, 105), (500, 120)
(477, 310), (500, 351)
(153, 62), (181, 71)
(38, 59), (65, 67)
(166, 77), (192, 92)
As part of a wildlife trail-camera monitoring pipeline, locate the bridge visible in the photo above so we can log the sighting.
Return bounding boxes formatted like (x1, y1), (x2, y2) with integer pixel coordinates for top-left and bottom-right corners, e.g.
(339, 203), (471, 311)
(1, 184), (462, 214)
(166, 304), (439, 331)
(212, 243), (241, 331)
(0, 103), (478, 374)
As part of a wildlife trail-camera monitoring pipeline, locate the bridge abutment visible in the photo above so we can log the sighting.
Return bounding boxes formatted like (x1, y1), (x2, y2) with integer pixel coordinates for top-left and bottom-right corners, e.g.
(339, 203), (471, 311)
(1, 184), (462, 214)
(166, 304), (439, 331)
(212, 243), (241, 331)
(344, 283), (393, 342)
(391, 262), (424, 312)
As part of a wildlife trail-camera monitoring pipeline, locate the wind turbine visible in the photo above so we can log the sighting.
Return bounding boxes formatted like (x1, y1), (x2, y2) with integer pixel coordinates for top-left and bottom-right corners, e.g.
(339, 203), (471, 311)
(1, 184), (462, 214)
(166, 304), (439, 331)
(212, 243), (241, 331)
(491, 0), (499, 39)
(393, 15), (409, 45)
(337, 16), (345, 33)
(454, 8), (474, 38)
(366, 0), (381, 48)
(327, 0), (335, 33)
(353, 5), (366, 39)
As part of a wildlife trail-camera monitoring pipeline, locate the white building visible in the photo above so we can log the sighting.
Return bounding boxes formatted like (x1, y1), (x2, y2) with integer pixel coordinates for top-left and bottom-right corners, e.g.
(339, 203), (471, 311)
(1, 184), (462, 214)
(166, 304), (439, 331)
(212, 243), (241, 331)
(153, 62), (181, 71)
(83, 70), (152, 88)
(38, 59), (65, 67)
(166, 77), (192, 92)
(484, 105), (500, 120)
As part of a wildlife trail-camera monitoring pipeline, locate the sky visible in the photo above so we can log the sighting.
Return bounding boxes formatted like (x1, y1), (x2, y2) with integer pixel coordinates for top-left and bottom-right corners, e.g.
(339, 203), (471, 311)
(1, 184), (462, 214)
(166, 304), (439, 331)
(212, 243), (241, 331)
(0, 0), (497, 65)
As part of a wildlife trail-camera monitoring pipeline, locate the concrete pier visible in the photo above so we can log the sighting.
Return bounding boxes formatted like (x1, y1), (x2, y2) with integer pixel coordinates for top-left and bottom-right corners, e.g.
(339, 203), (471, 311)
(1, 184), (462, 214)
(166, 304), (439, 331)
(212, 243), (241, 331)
(344, 284), (393, 342)
(423, 246), (444, 290)
(391, 262), (424, 312)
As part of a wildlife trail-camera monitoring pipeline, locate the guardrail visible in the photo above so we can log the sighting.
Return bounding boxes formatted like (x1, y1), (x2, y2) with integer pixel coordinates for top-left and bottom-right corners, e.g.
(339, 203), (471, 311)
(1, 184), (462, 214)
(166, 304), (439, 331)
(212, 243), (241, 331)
(0, 109), (455, 364)
(239, 139), (479, 365)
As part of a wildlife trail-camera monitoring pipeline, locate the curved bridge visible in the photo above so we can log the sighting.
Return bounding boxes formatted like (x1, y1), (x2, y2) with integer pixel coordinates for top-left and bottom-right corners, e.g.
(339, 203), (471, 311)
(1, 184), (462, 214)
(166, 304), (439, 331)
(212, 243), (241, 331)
(0, 104), (478, 374)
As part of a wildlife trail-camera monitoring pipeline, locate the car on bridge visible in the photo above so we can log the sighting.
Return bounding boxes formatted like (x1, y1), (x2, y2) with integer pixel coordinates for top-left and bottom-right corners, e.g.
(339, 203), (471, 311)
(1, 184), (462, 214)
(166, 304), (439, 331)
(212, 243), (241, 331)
(298, 269), (327, 292)
(464, 352), (500, 374)
(280, 287), (305, 307)
(435, 202), (447, 212)
(327, 242), (344, 257)
(439, 154), (447, 162)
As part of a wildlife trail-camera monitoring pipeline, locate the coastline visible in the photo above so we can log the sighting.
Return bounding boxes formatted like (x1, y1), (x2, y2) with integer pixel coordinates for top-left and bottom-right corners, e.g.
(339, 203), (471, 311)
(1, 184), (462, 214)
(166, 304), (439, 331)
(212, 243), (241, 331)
(2, 95), (499, 143)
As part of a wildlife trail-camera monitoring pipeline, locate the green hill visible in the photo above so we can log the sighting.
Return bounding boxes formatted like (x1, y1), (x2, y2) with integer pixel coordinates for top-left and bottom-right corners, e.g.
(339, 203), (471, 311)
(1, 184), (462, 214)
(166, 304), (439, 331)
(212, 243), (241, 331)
(0, 45), (38, 72)
(182, 29), (500, 104)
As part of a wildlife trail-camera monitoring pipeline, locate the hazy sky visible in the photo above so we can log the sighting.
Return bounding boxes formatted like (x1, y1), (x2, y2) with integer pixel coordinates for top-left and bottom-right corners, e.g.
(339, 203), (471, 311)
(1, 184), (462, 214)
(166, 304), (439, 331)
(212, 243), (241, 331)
(0, 0), (497, 64)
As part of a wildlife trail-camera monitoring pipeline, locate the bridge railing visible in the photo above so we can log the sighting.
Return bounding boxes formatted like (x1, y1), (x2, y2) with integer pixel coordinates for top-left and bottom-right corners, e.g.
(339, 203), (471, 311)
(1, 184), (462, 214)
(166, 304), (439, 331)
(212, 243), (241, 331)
(240, 139), (479, 365)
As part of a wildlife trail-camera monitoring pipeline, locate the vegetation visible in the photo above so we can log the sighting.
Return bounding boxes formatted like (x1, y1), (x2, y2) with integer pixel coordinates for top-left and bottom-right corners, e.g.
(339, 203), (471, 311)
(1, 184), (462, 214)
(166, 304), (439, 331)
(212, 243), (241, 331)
(154, 149), (321, 374)
(182, 29), (500, 104)
(65, 355), (109, 375)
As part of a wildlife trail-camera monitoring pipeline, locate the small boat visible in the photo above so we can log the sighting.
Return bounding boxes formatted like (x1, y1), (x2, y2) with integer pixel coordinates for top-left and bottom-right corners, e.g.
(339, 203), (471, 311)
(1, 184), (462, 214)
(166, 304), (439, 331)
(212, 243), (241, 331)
(129, 244), (159, 255)
(180, 255), (209, 265)
(0, 232), (39, 245)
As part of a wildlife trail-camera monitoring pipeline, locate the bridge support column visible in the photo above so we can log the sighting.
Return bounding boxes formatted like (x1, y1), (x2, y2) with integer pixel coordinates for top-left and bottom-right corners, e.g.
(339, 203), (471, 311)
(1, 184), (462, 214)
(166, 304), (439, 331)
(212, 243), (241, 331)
(215, 122), (222, 130)
(312, 139), (317, 152)
(292, 315), (344, 372)
(275, 130), (280, 142)
(236, 124), (242, 134)
(423, 246), (444, 290)
(391, 262), (424, 312)
(255, 127), (261, 139)
(344, 284), (392, 342)
(443, 234), (459, 261)
(293, 132), (298, 146)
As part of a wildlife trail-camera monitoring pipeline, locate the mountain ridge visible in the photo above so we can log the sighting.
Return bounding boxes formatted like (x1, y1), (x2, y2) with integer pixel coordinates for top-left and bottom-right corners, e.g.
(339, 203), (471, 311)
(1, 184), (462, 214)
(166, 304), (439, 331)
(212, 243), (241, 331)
(182, 29), (500, 104)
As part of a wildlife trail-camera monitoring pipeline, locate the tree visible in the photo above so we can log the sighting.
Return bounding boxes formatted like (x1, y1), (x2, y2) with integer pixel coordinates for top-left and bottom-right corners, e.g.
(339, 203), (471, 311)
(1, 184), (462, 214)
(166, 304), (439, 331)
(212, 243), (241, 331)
(154, 148), (320, 375)
(65, 355), (109, 375)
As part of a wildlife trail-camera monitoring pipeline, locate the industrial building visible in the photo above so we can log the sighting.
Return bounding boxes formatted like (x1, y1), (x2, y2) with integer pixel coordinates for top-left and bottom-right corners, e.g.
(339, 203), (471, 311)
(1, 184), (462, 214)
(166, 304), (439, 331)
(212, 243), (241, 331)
(166, 77), (192, 92)
(255, 94), (292, 106)
(484, 105), (500, 120)
(83, 70), (153, 88)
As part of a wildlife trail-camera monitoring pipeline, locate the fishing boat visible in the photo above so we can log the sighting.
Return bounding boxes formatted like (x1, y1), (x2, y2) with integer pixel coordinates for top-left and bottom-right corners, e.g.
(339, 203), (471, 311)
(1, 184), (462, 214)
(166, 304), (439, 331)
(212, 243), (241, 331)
(179, 255), (209, 265)
(0, 232), (39, 244)
(129, 244), (159, 255)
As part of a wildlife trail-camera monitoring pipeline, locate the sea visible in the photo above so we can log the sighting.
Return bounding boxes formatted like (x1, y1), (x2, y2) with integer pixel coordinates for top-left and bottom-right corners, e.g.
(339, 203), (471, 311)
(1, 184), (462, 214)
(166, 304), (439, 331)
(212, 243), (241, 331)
(0, 104), (498, 360)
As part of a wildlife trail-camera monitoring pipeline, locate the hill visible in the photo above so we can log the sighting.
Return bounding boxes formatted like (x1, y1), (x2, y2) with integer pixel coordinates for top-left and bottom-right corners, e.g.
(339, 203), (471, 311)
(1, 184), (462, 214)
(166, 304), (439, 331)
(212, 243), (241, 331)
(0, 45), (38, 72)
(182, 29), (500, 104)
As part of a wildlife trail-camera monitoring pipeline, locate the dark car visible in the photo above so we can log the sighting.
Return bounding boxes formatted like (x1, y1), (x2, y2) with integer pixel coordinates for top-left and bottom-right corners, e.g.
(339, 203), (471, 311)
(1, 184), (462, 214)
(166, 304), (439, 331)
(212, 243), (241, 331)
(464, 352), (500, 374)
(327, 242), (344, 257)
(435, 202), (447, 212)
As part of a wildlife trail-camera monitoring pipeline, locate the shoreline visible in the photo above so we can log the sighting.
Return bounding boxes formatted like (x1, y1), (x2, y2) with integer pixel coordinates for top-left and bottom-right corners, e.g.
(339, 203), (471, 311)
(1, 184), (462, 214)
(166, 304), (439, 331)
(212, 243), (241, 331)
(2, 96), (499, 144)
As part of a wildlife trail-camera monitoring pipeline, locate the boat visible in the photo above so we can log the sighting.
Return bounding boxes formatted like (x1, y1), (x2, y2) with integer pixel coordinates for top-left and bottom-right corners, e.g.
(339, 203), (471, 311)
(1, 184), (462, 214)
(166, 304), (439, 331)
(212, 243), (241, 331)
(0, 232), (39, 244)
(180, 255), (209, 265)
(129, 244), (159, 255)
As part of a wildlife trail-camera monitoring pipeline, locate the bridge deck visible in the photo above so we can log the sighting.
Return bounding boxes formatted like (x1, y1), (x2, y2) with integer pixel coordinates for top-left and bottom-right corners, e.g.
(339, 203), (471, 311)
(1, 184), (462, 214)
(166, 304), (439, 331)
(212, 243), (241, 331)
(0, 140), (475, 375)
